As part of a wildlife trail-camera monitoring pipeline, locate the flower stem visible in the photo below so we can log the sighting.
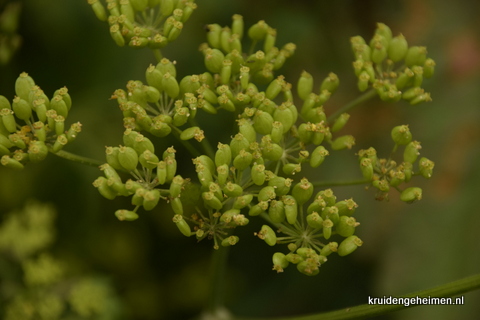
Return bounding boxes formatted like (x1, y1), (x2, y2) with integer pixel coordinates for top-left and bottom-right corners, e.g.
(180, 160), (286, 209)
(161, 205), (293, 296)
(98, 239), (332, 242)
(208, 246), (230, 314)
(327, 89), (377, 123)
(153, 49), (163, 63)
(234, 273), (480, 320)
(311, 178), (371, 188)
(49, 149), (103, 167)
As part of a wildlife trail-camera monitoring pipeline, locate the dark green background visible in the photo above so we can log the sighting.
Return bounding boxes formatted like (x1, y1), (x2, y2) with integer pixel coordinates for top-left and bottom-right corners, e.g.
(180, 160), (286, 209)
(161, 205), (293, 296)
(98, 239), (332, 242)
(1, 0), (479, 319)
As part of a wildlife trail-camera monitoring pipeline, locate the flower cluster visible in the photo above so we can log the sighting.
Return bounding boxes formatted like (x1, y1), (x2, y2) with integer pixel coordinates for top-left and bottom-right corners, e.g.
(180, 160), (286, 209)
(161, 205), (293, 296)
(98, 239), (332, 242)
(358, 125), (434, 202)
(352, 23), (435, 105)
(87, 0), (197, 49)
(0, 73), (82, 170)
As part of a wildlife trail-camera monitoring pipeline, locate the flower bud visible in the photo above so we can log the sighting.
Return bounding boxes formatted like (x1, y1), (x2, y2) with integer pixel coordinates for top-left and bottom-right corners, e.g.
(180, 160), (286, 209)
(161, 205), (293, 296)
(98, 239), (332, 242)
(229, 133), (250, 158)
(12, 97), (32, 121)
(388, 34), (408, 62)
(0, 155), (24, 170)
(52, 134), (68, 153)
(418, 157), (434, 179)
(251, 163), (266, 185)
(204, 48), (224, 73)
(283, 195), (298, 224)
(180, 126), (204, 142)
(50, 95), (68, 118)
(423, 58), (435, 79)
(257, 185), (277, 203)
(161, 72), (180, 99)
(330, 135), (355, 150)
(357, 71), (370, 92)
(231, 14), (244, 38)
(405, 46), (427, 67)
(323, 218), (333, 240)
(391, 125), (412, 145)
(310, 146), (329, 168)
(403, 140), (421, 163)
(400, 187), (422, 203)
(223, 182), (243, 198)
(130, 0), (148, 12)
(233, 194), (253, 209)
(88, 0), (108, 21)
(28, 140), (48, 163)
(222, 236), (239, 247)
(248, 20), (268, 41)
(320, 72), (340, 94)
(268, 200), (285, 223)
(336, 216), (357, 237)
(237, 118), (256, 143)
(292, 178), (313, 205)
(171, 196), (183, 215)
(143, 189), (161, 211)
(282, 163), (301, 176)
(320, 242), (338, 257)
(202, 191), (223, 210)
(272, 252), (289, 273)
(15, 72), (35, 101)
(338, 235), (363, 256)
(306, 212), (323, 229)
(257, 225), (276, 246)
(9, 133), (26, 149)
(248, 201), (267, 216)
(396, 68), (414, 89)
(118, 146), (139, 171)
(173, 214), (191, 237)
(270, 121), (283, 143)
(372, 179), (390, 192)
(93, 177), (117, 200)
(273, 102), (295, 133)
(253, 110), (273, 135)
(215, 164), (228, 187)
(0, 133), (13, 149)
(115, 209), (139, 221)
(206, 24), (221, 48)
(335, 198), (358, 216)
(331, 113), (350, 133)
(297, 71), (313, 101)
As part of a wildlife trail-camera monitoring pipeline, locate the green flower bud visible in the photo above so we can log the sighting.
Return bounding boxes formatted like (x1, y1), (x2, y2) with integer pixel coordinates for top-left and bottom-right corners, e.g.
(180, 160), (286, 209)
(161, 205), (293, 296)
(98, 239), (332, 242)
(204, 48), (224, 73)
(180, 126), (204, 142)
(273, 102), (295, 133)
(268, 200), (285, 223)
(54, 116), (65, 136)
(146, 65), (164, 92)
(109, 23), (125, 46)
(402, 86), (424, 101)
(357, 71), (370, 92)
(283, 195), (298, 225)
(173, 107), (189, 126)
(296, 260), (320, 276)
(423, 58), (435, 79)
(272, 252), (289, 273)
(285, 253), (303, 264)
(132, 188), (146, 206)
(173, 214), (191, 237)
(282, 163), (301, 176)
(297, 71), (313, 101)
(270, 121), (284, 143)
(338, 235), (363, 256)
(320, 73), (340, 94)
(232, 194), (253, 210)
(405, 46), (427, 67)
(371, 41), (387, 65)
(52, 134), (68, 153)
(0, 144), (10, 156)
(396, 68), (414, 89)
(118, 146), (139, 171)
(335, 199), (358, 216)
(130, 0), (148, 12)
(202, 191), (223, 210)
(253, 110), (273, 135)
(306, 212), (323, 229)
(233, 149), (253, 171)
(321, 206), (340, 225)
(115, 209), (139, 221)
(388, 34), (408, 62)
(251, 163), (266, 185)
(168, 175), (184, 198)
(248, 201), (266, 216)
(222, 236), (240, 247)
(372, 179), (390, 192)
(156, 160), (167, 184)
(171, 196), (183, 215)
(336, 216), (357, 237)
(231, 14), (244, 39)
(107, 1), (120, 16)
(322, 218), (333, 240)
(223, 182), (243, 198)
(50, 95), (68, 118)
(28, 140), (48, 163)
(248, 20), (268, 41)
(105, 147), (123, 170)
(292, 178), (313, 205)
(93, 177), (117, 200)
(206, 24), (221, 48)
(330, 135), (355, 150)
(403, 140), (421, 163)
(88, 0), (108, 21)
(12, 97), (32, 121)
(320, 242), (338, 257)
(315, 189), (336, 206)
(257, 225), (276, 246)
(125, 179), (142, 195)
(143, 189), (161, 211)
(15, 72), (35, 101)
(418, 157), (434, 179)
(215, 164), (228, 187)
(0, 133), (14, 149)
(258, 185), (276, 202)
(53, 87), (72, 111)
(411, 66), (424, 87)
(310, 146), (329, 168)
(230, 133), (250, 158)
(400, 187), (422, 203)
(9, 133), (26, 149)
(2, 153), (25, 169)
(150, 119), (172, 137)
(266, 76), (285, 101)
(162, 72), (179, 99)
(391, 125), (412, 145)
(164, 156), (177, 182)
(220, 27), (232, 52)
(409, 92), (432, 105)
(1, 108), (17, 133)
(264, 27), (277, 53)
(331, 113), (350, 133)
(388, 170), (405, 187)
(267, 176), (291, 196)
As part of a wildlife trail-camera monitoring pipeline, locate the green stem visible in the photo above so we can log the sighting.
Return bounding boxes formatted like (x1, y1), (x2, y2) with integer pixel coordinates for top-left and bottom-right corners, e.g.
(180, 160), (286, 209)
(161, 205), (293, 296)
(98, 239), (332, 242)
(235, 273), (480, 320)
(311, 178), (371, 188)
(327, 89), (377, 123)
(208, 246), (230, 314)
(49, 149), (103, 167)
(153, 49), (163, 63)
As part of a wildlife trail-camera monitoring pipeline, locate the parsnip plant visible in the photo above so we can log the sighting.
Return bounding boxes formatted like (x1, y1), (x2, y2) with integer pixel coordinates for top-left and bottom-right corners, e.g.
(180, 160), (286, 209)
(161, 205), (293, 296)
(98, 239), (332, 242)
(2, 1), (478, 319)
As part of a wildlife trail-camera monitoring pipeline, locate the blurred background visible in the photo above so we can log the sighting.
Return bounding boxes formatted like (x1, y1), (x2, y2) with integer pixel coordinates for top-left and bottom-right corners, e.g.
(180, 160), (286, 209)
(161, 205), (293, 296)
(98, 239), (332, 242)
(1, 0), (479, 319)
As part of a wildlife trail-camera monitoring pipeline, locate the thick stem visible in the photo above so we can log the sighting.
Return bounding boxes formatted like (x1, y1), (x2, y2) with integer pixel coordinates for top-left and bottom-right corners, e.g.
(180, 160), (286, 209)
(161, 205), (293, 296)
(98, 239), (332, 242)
(327, 89), (377, 123)
(234, 273), (480, 320)
(49, 149), (103, 167)
(153, 49), (163, 63)
(311, 178), (371, 188)
(209, 246), (230, 314)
